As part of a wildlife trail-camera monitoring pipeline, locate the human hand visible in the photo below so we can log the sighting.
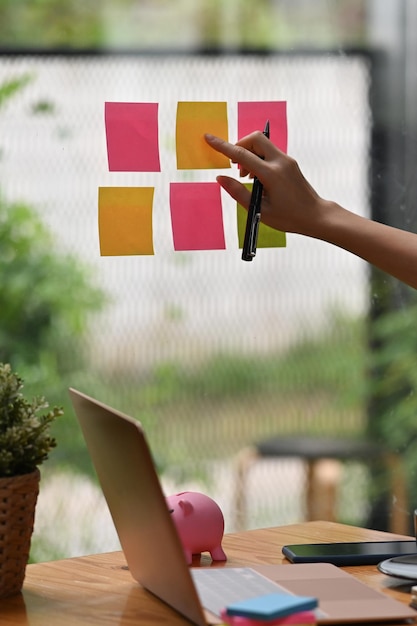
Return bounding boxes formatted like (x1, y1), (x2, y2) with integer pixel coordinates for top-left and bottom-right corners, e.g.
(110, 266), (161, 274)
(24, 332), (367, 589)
(206, 131), (417, 289)
(204, 131), (330, 238)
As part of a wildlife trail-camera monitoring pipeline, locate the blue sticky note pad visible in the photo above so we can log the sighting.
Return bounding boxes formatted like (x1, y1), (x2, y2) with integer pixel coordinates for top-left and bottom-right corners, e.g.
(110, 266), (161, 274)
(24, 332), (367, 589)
(226, 594), (318, 620)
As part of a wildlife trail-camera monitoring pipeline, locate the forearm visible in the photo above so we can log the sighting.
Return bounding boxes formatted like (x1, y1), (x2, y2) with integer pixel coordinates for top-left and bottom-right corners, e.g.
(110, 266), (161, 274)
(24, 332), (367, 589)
(314, 201), (417, 289)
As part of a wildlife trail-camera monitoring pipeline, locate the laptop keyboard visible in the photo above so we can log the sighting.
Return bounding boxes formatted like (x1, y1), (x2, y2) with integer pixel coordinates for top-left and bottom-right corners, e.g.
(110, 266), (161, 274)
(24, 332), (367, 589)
(191, 567), (290, 617)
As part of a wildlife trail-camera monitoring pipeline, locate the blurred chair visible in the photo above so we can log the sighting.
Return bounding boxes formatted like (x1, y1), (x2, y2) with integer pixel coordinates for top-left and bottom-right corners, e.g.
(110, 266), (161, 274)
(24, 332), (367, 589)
(233, 435), (408, 534)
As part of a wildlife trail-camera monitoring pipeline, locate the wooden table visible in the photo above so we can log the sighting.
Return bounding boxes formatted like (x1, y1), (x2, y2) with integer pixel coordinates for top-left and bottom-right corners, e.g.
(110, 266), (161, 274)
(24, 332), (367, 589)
(0, 521), (415, 625)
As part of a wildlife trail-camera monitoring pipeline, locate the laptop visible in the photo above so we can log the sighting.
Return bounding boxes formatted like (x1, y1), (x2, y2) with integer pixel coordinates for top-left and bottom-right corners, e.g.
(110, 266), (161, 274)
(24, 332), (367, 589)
(69, 388), (416, 624)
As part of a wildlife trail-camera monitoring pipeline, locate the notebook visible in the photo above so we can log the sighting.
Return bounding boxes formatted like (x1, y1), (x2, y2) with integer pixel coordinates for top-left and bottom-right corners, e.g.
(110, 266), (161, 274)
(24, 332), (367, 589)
(69, 388), (416, 625)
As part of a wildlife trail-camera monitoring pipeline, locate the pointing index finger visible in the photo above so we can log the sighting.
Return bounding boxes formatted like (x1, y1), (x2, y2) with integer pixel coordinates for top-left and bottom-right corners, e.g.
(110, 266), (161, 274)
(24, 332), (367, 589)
(204, 132), (273, 180)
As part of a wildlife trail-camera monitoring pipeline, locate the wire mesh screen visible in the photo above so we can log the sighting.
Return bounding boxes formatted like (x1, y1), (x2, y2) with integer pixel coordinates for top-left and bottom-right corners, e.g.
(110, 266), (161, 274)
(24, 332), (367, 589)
(0, 52), (372, 554)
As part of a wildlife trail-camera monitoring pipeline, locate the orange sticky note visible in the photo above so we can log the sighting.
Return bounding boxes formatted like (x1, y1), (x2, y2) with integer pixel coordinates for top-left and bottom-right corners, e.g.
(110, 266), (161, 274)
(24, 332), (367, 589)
(170, 182), (226, 250)
(98, 187), (154, 256)
(237, 184), (286, 250)
(238, 101), (288, 152)
(176, 101), (230, 170)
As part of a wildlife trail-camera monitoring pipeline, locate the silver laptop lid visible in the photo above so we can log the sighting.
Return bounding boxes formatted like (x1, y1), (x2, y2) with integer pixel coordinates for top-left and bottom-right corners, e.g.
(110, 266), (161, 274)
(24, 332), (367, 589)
(69, 388), (207, 626)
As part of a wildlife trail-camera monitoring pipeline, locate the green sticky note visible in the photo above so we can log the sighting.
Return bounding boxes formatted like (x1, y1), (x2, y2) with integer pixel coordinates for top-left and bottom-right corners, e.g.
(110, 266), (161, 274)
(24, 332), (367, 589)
(237, 183), (286, 250)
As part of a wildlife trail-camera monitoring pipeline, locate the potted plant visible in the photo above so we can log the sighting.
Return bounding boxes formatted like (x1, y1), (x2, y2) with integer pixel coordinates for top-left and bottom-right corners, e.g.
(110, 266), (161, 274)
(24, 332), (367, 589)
(0, 363), (63, 597)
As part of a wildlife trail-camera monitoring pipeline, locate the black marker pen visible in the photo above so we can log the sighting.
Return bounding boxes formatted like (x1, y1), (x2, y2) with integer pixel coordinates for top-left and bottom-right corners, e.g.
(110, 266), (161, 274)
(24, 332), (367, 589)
(241, 120), (270, 262)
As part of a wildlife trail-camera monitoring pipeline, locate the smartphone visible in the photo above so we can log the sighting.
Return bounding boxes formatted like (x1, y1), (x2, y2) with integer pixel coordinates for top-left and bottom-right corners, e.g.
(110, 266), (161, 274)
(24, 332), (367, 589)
(282, 540), (417, 566)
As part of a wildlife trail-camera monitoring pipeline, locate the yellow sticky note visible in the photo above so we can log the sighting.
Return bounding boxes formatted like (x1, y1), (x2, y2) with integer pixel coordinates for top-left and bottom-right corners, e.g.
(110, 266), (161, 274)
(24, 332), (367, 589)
(237, 184), (286, 249)
(176, 101), (230, 170)
(98, 187), (154, 256)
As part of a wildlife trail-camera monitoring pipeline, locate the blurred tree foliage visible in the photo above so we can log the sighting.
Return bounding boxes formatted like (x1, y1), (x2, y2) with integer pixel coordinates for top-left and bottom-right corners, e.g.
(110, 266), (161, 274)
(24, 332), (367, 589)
(0, 75), (105, 372)
(369, 301), (417, 453)
(0, 194), (105, 371)
(365, 293), (417, 528)
(0, 0), (106, 48)
(0, 0), (366, 50)
(0, 75), (106, 469)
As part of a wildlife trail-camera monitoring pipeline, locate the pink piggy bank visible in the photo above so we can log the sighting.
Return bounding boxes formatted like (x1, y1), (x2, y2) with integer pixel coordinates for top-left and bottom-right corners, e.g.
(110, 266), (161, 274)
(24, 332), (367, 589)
(166, 491), (227, 565)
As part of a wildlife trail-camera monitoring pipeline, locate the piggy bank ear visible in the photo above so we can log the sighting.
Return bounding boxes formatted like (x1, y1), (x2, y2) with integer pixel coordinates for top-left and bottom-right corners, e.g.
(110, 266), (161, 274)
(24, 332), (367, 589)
(178, 499), (194, 516)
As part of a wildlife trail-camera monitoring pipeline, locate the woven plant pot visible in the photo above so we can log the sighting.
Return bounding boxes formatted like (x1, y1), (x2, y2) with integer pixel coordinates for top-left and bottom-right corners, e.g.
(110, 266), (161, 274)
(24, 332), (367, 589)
(0, 468), (40, 598)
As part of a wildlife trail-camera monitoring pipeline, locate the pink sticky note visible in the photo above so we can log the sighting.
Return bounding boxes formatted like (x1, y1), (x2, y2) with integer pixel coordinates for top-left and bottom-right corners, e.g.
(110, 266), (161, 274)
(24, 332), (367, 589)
(238, 101), (287, 152)
(170, 182), (225, 251)
(220, 609), (317, 625)
(105, 102), (161, 172)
